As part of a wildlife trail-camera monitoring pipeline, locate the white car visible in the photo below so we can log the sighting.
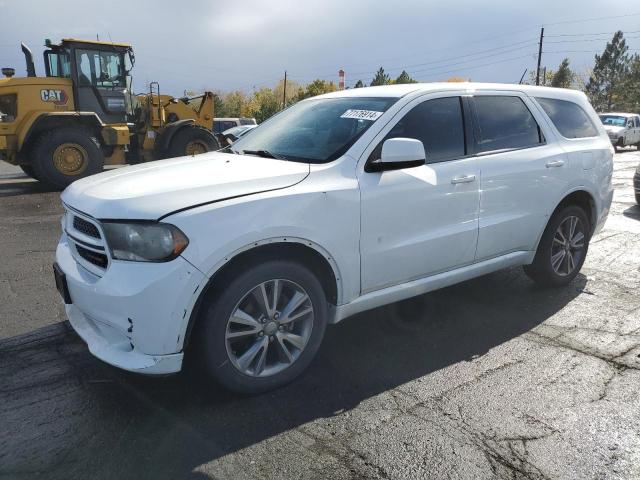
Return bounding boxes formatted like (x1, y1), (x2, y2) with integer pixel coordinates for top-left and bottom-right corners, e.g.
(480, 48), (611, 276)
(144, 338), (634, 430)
(599, 112), (640, 151)
(55, 83), (613, 393)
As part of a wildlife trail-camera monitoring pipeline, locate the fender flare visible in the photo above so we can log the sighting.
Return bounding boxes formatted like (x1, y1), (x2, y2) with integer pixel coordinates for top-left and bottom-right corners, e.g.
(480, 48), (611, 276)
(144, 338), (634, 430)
(153, 119), (196, 158)
(180, 236), (344, 351)
(20, 112), (104, 152)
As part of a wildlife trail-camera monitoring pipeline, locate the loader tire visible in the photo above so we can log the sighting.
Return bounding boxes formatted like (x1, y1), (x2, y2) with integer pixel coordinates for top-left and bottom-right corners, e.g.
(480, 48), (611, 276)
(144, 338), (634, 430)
(20, 165), (38, 180)
(31, 127), (104, 190)
(168, 127), (219, 158)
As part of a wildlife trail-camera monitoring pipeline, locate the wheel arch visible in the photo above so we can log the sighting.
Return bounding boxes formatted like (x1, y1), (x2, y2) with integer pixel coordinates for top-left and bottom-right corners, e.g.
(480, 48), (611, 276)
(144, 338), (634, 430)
(182, 238), (342, 350)
(153, 119), (195, 158)
(552, 188), (597, 235)
(19, 113), (104, 155)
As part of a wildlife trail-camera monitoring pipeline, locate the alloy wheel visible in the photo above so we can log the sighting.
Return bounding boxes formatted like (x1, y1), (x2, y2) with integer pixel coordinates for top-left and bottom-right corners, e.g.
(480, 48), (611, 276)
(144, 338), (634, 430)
(550, 215), (586, 276)
(225, 279), (314, 377)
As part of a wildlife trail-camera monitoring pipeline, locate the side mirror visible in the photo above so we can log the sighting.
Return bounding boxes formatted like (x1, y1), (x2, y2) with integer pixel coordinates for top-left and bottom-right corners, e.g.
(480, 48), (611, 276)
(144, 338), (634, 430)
(366, 138), (426, 172)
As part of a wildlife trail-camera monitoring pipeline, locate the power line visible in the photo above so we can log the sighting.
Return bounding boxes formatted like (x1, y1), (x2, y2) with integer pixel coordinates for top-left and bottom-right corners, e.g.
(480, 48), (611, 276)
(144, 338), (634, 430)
(546, 29), (640, 38)
(543, 12), (640, 27)
(288, 39), (538, 82)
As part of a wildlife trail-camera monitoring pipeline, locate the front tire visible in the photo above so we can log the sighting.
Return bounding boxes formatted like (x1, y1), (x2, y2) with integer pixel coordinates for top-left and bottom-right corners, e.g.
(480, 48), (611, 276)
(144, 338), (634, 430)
(31, 127), (104, 190)
(524, 205), (590, 287)
(168, 126), (220, 158)
(197, 260), (328, 394)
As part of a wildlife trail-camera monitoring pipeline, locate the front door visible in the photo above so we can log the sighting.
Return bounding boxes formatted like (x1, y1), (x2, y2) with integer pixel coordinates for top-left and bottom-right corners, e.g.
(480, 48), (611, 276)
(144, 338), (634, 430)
(73, 48), (127, 124)
(358, 95), (480, 293)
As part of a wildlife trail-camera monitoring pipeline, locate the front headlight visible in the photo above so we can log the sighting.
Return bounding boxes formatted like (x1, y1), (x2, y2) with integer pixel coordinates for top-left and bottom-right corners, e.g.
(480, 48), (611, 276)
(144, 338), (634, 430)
(102, 222), (189, 262)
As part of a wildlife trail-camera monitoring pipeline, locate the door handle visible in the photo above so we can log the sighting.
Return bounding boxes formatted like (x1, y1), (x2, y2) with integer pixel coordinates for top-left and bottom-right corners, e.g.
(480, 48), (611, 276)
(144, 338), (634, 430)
(451, 174), (476, 184)
(545, 160), (565, 168)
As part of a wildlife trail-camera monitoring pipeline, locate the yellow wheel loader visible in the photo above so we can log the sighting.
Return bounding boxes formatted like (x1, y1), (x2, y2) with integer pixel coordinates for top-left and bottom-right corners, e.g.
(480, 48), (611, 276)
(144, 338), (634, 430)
(0, 39), (219, 189)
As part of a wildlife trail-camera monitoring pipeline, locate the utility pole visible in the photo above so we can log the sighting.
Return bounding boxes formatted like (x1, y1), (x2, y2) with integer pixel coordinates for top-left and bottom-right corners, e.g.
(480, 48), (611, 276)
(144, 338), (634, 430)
(282, 71), (287, 109)
(536, 27), (544, 86)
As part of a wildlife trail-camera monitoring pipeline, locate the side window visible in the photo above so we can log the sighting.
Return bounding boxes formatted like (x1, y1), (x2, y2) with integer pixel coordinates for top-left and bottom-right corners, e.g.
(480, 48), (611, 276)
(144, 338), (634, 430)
(473, 96), (543, 153)
(374, 97), (466, 163)
(76, 52), (93, 86)
(634, 116), (640, 128)
(535, 97), (598, 139)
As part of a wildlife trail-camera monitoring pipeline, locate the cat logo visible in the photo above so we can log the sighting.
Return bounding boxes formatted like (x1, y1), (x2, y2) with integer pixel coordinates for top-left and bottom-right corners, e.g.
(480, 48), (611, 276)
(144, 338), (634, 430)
(40, 89), (68, 105)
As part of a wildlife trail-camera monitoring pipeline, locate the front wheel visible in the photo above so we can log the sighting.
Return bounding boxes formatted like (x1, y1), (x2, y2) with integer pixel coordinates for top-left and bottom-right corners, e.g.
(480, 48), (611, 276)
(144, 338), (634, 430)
(167, 126), (220, 158)
(524, 205), (590, 287)
(197, 260), (328, 393)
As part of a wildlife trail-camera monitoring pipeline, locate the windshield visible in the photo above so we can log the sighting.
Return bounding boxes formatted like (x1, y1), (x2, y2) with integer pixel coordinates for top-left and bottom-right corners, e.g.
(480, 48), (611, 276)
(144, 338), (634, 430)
(230, 97), (398, 163)
(599, 115), (627, 127)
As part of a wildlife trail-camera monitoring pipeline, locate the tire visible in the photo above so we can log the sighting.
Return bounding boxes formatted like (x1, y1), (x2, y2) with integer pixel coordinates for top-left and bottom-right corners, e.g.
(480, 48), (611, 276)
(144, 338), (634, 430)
(30, 127), (104, 190)
(523, 205), (591, 287)
(167, 126), (220, 158)
(636, 192), (640, 205)
(197, 260), (328, 394)
(19, 164), (38, 179)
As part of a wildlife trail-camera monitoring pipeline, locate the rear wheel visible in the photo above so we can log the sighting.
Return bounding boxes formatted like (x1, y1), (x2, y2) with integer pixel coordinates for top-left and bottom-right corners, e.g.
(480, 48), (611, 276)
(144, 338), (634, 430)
(19, 164), (38, 179)
(524, 205), (590, 287)
(168, 126), (219, 158)
(31, 127), (104, 190)
(197, 260), (328, 394)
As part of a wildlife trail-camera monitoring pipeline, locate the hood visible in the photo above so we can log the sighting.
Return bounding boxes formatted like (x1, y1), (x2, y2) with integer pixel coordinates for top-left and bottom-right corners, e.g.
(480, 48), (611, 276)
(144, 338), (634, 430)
(603, 125), (625, 134)
(61, 152), (310, 220)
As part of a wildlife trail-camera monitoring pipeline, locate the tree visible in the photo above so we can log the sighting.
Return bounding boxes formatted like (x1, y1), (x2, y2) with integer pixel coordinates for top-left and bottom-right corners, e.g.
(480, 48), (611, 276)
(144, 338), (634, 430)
(622, 54), (640, 112)
(394, 70), (417, 84)
(445, 76), (469, 82)
(551, 58), (574, 88)
(585, 31), (630, 111)
(296, 79), (337, 101)
(354, 79), (365, 88)
(370, 67), (391, 86)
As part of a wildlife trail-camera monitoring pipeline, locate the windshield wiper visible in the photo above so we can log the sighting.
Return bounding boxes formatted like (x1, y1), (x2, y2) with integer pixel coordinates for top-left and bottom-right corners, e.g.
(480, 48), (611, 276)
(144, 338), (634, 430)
(241, 149), (283, 159)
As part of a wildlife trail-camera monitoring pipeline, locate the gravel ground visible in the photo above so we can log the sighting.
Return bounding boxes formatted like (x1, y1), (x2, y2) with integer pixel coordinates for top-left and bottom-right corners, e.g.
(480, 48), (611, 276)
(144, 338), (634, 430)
(0, 150), (639, 479)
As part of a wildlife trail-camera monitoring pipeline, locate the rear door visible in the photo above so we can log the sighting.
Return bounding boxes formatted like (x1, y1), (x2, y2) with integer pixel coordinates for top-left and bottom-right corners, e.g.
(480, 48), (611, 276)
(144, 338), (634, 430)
(470, 92), (570, 261)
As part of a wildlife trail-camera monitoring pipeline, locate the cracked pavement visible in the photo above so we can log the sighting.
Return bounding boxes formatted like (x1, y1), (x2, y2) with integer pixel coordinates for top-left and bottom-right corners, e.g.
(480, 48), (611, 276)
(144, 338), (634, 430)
(1, 150), (639, 479)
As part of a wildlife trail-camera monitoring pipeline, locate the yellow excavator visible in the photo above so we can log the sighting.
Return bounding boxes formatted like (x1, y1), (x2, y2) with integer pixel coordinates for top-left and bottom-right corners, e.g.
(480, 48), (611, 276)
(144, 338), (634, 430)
(0, 38), (219, 189)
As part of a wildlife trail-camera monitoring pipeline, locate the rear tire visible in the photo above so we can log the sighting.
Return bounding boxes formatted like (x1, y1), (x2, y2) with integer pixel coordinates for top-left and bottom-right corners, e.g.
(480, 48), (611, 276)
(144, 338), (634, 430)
(31, 127), (104, 190)
(168, 126), (219, 158)
(19, 165), (38, 179)
(197, 260), (328, 394)
(524, 205), (591, 287)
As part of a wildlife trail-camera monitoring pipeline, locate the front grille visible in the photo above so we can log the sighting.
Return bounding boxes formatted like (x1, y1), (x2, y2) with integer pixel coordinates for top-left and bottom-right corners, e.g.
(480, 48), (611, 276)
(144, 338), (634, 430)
(76, 245), (108, 268)
(73, 216), (101, 239)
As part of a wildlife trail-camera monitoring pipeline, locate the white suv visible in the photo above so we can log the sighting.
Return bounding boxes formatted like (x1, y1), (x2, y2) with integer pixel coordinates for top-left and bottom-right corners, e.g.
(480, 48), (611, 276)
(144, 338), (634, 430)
(55, 83), (613, 393)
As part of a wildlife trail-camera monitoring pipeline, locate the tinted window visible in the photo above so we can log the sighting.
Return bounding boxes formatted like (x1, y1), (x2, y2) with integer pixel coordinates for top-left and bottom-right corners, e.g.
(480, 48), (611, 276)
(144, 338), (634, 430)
(474, 96), (542, 153)
(378, 97), (465, 163)
(537, 97), (598, 138)
(635, 116), (640, 128)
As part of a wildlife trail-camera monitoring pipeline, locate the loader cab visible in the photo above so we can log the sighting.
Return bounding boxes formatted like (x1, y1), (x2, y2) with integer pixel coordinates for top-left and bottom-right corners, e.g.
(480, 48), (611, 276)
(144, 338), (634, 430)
(43, 38), (134, 124)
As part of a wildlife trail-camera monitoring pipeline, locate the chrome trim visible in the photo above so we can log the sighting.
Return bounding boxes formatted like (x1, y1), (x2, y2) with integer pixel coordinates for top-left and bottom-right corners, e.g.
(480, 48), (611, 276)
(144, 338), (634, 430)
(63, 205), (110, 276)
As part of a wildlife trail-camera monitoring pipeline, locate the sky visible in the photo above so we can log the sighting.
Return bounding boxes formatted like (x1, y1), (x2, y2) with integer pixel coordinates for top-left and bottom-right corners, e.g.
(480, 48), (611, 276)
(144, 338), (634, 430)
(1, 0), (639, 96)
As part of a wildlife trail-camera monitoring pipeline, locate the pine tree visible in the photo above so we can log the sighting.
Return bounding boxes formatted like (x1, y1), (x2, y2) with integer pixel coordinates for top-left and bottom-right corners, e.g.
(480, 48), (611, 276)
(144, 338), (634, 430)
(394, 70), (417, 84)
(551, 58), (574, 88)
(622, 54), (640, 112)
(354, 79), (364, 88)
(370, 67), (391, 86)
(585, 31), (630, 111)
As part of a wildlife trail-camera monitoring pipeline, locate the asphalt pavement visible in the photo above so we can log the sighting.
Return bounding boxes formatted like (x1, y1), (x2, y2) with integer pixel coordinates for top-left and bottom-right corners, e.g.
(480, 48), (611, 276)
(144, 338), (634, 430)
(1, 151), (639, 479)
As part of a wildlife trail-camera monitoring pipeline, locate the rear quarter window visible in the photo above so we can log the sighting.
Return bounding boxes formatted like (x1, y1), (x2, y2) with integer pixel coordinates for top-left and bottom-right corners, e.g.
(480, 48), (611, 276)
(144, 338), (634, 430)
(535, 97), (598, 139)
